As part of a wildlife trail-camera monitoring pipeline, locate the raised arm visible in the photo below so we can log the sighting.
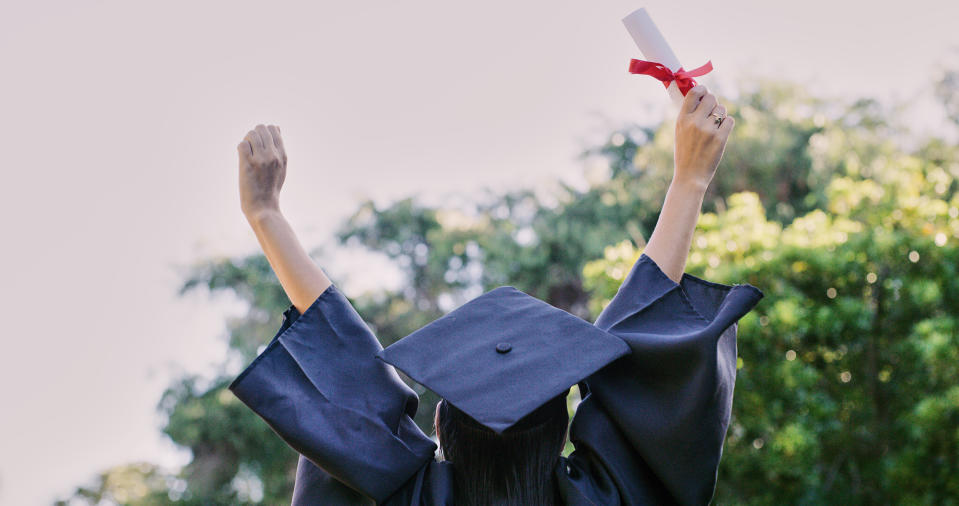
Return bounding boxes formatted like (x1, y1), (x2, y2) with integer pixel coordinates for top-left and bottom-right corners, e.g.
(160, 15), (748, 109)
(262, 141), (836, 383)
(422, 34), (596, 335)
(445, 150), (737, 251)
(232, 125), (438, 503)
(642, 84), (734, 282)
(238, 124), (332, 314)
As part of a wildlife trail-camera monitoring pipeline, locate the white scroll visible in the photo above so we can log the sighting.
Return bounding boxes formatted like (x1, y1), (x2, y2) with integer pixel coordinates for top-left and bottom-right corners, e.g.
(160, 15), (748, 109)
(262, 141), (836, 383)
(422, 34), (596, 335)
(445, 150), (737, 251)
(622, 8), (688, 106)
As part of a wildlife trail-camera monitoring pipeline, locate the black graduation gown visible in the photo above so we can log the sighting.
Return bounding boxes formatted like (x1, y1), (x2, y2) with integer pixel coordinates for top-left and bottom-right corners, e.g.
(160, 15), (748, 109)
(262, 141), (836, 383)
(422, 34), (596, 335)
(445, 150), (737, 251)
(228, 253), (764, 505)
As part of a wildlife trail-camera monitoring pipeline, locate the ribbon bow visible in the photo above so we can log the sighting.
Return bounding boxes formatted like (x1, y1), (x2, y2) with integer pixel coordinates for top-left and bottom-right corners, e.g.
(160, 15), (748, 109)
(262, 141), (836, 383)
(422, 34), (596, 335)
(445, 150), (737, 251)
(628, 59), (713, 96)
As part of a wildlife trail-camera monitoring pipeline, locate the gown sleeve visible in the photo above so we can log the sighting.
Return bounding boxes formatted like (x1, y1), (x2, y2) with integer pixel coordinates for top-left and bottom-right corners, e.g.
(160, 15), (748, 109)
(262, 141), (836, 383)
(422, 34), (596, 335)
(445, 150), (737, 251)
(227, 284), (438, 504)
(563, 253), (764, 506)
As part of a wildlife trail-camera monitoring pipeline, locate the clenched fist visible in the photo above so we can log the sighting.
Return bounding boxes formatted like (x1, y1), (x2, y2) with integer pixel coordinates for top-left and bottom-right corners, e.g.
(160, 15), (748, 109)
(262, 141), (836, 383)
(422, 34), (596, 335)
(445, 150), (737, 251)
(673, 85), (735, 189)
(238, 124), (287, 218)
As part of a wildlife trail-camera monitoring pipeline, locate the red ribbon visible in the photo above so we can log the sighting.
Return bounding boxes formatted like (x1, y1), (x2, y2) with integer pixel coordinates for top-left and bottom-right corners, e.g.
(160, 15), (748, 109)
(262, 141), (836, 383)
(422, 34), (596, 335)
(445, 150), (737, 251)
(628, 59), (713, 96)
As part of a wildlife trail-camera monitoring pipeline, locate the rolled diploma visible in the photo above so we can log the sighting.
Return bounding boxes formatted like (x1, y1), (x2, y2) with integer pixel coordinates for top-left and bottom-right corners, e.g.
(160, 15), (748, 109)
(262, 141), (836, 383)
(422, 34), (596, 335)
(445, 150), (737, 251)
(622, 7), (686, 106)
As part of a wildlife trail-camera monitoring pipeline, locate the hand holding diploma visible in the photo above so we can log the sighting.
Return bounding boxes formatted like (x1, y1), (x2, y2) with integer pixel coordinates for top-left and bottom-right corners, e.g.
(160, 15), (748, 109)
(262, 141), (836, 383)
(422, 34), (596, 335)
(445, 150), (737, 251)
(620, 7), (732, 186)
(673, 85), (734, 189)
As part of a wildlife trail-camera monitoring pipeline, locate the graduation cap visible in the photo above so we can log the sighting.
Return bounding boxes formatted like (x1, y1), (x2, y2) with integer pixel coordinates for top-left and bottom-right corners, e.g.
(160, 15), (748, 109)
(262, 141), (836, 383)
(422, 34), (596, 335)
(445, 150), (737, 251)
(375, 286), (632, 434)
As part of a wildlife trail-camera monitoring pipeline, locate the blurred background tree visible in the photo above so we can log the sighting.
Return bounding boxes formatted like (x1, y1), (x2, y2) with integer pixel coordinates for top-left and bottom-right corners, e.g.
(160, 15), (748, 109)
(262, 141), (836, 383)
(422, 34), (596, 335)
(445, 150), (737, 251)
(59, 71), (959, 504)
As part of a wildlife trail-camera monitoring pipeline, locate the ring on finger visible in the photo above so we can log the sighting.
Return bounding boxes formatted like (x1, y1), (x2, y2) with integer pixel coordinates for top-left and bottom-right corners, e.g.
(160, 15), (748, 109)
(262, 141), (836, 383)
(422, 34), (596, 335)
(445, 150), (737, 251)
(708, 111), (726, 126)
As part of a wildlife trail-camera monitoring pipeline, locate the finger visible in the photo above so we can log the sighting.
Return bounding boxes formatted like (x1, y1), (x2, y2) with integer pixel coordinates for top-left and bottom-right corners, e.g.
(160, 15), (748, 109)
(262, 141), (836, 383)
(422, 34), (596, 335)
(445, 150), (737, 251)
(255, 124), (273, 151)
(718, 115), (735, 136)
(237, 139), (253, 157)
(697, 93), (718, 119)
(268, 125), (284, 151)
(715, 115), (734, 139)
(683, 85), (708, 114)
(247, 130), (262, 152)
(706, 105), (727, 127)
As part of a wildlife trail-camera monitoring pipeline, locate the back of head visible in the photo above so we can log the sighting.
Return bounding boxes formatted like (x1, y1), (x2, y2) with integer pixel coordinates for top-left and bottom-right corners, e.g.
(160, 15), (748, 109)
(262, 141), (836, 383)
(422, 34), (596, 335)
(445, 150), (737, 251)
(436, 394), (569, 506)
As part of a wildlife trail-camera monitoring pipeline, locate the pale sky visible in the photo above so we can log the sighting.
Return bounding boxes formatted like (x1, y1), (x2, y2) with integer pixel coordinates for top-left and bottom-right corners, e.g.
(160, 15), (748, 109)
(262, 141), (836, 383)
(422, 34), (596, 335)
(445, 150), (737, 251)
(1, 1), (956, 504)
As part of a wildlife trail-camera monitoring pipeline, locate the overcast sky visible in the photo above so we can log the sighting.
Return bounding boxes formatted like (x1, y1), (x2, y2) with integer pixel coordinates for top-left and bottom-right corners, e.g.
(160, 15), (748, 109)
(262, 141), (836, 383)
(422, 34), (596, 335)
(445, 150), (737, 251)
(1, 0), (957, 503)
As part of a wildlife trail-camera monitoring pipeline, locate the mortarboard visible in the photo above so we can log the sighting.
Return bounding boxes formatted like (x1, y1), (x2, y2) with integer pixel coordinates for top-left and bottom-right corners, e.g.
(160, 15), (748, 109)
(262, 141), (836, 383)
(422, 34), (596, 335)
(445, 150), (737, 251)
(376, 286), (632, 434)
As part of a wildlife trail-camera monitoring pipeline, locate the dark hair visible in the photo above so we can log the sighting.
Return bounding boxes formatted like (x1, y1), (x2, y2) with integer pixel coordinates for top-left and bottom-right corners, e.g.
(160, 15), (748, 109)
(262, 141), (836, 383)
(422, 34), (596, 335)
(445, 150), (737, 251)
(436, 392), (570, 506)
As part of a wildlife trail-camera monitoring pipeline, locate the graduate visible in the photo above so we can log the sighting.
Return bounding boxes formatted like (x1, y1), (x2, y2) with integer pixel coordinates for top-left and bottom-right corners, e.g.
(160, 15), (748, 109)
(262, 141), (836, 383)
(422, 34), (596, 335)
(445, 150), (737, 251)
(231, 84), (764, 505)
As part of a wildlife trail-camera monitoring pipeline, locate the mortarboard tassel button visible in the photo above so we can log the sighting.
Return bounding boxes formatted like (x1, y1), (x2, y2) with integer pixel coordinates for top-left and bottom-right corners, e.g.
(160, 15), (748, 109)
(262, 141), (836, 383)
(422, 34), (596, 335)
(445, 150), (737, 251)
(496, 342), (512, 354)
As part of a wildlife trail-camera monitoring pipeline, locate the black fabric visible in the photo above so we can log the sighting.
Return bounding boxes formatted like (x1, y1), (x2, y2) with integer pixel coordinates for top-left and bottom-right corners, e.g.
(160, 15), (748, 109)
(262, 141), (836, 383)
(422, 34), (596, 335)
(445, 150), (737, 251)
(227, 285), (436, 503)
(229, 253), (764, 505)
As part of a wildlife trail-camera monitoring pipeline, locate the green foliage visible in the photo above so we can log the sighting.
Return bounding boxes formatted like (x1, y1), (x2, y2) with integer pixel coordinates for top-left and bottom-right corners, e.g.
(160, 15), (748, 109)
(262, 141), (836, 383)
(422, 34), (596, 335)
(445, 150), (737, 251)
(52, 463), (171, 506)
(60, 76), (959, 504)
